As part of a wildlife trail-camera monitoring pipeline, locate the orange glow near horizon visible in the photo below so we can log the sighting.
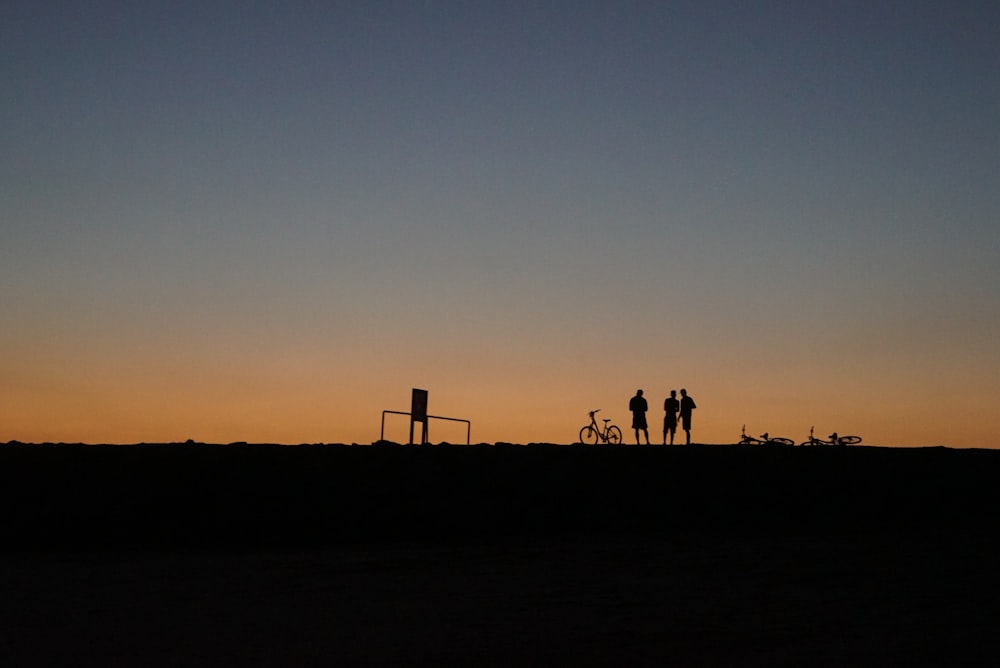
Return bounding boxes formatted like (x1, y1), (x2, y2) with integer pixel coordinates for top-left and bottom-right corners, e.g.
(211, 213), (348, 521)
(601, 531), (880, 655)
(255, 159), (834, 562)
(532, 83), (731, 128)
(5, 383), (998, 448)
(4, 319), (998, 448)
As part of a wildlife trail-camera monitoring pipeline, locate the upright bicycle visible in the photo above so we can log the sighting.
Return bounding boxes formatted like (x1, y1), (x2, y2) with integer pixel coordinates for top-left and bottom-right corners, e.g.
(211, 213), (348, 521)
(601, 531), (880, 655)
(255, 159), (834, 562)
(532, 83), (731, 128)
(579, 410), (623, 445)
(800, 426), (863, 446)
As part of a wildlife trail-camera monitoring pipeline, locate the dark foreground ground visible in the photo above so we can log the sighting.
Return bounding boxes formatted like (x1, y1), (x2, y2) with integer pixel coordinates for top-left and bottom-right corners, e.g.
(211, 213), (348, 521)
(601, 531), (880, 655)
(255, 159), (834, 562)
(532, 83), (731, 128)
(1, 443), (999, 666)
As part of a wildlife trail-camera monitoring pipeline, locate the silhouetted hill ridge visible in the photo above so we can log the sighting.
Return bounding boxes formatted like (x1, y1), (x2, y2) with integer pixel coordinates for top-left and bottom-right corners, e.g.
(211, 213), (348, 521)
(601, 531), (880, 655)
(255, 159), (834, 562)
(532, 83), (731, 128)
(1, 443), (997, 550)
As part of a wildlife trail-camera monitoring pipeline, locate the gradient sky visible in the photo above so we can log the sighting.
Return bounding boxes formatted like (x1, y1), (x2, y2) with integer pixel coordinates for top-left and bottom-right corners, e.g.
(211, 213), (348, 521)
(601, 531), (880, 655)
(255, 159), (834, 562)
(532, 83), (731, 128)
(3, 1), (999, 446)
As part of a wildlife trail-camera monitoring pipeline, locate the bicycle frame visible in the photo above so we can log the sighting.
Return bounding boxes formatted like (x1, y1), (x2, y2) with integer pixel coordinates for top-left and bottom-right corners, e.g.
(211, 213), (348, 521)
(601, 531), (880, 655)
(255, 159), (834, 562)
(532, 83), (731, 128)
(800, 427), (862, 446)
(738, 425), (794, 446)
(580, 410), (622, 445)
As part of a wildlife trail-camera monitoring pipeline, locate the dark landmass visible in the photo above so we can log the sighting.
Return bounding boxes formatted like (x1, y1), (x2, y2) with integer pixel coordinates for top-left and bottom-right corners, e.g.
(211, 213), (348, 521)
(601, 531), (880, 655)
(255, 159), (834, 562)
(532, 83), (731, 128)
(2, 443), (998, 666)
(2, 441), (997, 549)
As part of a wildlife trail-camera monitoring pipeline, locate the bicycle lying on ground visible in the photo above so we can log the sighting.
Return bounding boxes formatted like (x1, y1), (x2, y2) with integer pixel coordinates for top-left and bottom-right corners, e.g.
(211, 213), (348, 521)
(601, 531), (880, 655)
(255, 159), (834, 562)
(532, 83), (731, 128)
(737, 425), (796, 446)
(800, 426), (863, 446)
(579, 410), (623, 445)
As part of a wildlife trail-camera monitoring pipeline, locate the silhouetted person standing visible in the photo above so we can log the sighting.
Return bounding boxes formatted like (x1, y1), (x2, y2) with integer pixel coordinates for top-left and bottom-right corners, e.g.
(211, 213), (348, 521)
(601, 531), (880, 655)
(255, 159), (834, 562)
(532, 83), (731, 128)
(629, 389), (650, 445)
(663, 390), (679, 445)
(679, 388), (696, 445)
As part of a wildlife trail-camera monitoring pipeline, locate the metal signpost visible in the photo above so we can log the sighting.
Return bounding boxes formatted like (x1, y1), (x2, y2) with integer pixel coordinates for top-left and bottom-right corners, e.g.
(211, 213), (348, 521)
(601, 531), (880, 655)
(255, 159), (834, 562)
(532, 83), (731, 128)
(380, 388), (471, 445)
(410, 388), (428, 445)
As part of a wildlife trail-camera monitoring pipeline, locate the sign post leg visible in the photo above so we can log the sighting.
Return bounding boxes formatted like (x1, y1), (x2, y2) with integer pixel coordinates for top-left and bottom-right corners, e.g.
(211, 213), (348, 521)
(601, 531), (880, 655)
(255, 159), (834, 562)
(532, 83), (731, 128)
(411, 388), (428, 445)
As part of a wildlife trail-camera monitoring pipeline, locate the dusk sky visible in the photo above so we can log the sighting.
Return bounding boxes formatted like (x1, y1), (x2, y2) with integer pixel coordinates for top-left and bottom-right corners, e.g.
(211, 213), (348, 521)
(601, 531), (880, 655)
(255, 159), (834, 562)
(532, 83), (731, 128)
(3, 1), (999, 446)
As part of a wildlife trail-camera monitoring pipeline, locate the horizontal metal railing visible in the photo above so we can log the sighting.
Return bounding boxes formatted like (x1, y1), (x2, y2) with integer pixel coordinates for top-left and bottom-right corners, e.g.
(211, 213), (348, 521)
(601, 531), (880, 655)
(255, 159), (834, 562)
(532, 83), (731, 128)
(380, 410), (471, 445)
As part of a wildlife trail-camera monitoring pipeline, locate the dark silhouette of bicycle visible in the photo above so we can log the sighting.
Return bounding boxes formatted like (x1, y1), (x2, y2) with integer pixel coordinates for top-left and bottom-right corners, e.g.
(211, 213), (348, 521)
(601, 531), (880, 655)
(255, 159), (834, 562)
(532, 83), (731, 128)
(738, 424), (795, 446)
(579, 410), (623, 445)
(800, 426), (862, 446)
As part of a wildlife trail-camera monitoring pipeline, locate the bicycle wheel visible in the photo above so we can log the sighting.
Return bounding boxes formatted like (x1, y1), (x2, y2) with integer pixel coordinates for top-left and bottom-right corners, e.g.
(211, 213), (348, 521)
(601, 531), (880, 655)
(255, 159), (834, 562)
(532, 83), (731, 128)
(579, 425), (599, 445)
(607, 425), (623, 444)
(839, 435), (862, 445)
(769, 437), (796, 446)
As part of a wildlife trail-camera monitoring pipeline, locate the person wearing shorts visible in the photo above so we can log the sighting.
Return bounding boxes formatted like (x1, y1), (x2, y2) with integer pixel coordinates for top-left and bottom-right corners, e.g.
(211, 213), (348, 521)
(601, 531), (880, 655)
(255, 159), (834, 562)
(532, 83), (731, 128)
(663, 390), (679, 445)
(629, 389), (650, 445)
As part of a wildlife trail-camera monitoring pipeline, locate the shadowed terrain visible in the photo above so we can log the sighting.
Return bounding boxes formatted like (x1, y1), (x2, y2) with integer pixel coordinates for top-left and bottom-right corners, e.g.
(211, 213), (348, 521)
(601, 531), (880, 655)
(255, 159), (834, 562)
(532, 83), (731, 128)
(2, 443), (998, 665)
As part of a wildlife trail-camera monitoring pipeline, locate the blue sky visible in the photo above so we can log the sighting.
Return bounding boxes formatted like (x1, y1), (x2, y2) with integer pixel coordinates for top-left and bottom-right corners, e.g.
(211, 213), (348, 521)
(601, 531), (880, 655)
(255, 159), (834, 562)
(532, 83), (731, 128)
(3, 1), (999, 445)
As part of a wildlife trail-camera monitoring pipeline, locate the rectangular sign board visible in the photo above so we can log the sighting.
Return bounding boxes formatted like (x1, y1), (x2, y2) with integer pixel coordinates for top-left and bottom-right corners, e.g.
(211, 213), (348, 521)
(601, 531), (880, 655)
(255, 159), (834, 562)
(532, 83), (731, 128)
(411, 388), (428, 423)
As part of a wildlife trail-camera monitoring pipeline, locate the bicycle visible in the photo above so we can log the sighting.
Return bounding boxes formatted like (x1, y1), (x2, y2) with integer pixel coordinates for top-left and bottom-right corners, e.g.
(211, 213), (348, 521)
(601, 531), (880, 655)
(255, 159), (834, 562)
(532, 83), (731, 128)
(579, 410), (623, 445)
(800, 426), (863, 446)
(737, 424), (796, 446)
